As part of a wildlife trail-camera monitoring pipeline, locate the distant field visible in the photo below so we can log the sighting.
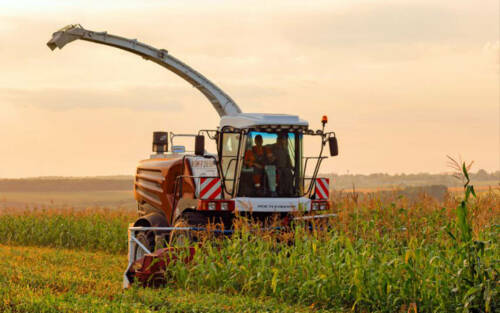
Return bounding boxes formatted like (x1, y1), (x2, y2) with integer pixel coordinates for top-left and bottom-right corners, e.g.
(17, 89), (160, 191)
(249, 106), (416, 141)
(0, 191), (135, 210)
(448, 185), (500, 193)
(327, 171), (499, 189)
(0, 176), (136, 210)
(0, 174), (497, 210)
(353, 185), (500, 193)
(0, 176), (132, 192)
(1, 179), (498, 210)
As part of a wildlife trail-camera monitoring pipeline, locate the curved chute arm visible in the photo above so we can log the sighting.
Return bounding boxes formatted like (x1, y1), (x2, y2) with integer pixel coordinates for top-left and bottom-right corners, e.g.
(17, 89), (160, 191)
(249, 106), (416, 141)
(47, 24), (242, 117)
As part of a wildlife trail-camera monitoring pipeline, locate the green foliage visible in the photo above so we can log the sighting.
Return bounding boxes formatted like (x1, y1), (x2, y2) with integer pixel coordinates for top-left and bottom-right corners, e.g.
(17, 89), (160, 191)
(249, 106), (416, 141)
(442, 162), (498, 313)
(0, 246), (311, 313)
(158, 165), (497, 312)
(164, 222), (496, 312)
(0, 211), (129, 253)
(0, 182), (497, 312)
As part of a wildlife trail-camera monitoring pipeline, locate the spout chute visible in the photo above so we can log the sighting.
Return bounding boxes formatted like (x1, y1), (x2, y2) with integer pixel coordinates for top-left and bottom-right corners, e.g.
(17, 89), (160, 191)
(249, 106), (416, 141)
(47, 24), (242, 117)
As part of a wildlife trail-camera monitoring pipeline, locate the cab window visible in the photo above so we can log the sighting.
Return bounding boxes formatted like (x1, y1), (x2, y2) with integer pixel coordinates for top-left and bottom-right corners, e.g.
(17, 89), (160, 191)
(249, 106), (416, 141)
(220, 132), (240, 194)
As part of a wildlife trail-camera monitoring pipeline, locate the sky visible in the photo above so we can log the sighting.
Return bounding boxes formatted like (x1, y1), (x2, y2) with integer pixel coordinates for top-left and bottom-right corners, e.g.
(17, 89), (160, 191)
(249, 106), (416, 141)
(0, 0), (498, 178)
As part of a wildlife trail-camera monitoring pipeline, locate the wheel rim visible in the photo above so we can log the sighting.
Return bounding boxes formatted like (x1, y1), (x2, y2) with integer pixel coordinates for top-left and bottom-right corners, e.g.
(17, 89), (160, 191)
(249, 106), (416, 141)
(134, 231), (153, 260)
(169, 220), (192, 247)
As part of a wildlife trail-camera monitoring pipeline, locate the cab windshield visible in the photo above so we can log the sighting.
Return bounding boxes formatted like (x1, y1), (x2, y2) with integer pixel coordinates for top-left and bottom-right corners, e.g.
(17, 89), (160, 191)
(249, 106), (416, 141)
(236, 131), (303, 197)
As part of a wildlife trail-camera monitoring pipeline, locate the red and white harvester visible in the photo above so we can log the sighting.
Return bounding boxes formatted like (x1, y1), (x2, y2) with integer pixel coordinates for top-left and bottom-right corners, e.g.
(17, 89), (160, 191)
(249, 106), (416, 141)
(47, 25), (339, 287)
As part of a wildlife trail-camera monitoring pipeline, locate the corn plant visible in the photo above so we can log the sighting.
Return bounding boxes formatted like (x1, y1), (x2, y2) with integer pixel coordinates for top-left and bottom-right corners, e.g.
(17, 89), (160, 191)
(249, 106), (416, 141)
(444, 157), (498, 312)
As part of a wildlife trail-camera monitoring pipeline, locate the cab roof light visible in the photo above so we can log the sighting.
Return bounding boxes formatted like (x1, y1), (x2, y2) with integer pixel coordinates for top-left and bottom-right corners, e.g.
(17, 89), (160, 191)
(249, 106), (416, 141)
(321, 115), (328, 125)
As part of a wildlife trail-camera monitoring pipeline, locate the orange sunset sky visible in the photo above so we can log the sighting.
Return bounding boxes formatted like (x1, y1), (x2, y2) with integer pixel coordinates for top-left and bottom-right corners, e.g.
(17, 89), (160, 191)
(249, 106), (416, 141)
(0, 0), (498, 178)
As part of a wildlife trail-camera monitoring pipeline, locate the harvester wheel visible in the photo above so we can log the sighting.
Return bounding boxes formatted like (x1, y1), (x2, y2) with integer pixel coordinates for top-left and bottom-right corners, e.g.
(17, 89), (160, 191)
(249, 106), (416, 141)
(169, 219), (193, 246)
(169, 211), (207, 246)
(134, 231), (155, 260)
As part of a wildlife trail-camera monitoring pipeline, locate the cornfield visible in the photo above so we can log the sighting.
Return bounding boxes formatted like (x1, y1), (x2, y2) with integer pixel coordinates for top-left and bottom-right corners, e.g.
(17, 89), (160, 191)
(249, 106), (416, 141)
(0, 168), (498, 312)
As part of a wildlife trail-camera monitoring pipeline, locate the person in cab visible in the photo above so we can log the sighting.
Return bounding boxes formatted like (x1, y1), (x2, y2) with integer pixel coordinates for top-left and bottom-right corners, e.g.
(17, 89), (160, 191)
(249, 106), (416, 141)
(243, 135), (269, 195)
(270, 133), (294, 196)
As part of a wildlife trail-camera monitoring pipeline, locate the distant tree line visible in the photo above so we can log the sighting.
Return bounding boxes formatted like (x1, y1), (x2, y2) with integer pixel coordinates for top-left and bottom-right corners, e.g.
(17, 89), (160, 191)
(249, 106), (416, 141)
(325, 170), (499, 190)
(0, 170), (497, 192)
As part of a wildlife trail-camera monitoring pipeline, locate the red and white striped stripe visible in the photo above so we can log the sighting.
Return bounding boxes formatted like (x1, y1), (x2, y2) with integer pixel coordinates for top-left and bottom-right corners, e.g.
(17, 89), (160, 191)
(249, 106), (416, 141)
(198, 177), (222, 200)
(315, 178), (329, 200)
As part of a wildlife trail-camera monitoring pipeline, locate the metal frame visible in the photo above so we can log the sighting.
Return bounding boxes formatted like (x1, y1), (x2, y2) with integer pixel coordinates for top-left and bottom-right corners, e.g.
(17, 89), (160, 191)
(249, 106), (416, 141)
(169, 132), (198, 153)
(218, 127), (336, 198)
(302, 156), (328, 197)
(123, 212), (337, 288)
(218, 128), (246, 197)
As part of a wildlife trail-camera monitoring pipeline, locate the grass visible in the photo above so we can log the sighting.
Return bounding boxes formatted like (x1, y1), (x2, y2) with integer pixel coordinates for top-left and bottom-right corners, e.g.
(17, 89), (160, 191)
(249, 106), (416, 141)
(0, 245), (316, 313)
(0, 208), (134, 253)
(0, 178), (497, 312)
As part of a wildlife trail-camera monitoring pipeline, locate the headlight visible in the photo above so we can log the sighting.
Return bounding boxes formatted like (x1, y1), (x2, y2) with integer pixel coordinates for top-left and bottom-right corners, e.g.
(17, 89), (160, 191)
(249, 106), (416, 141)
(320, 203), (328, 210)
(221, 202), (228, 211)
(312, 202), (319, 210)
(208, 202), (217, 210)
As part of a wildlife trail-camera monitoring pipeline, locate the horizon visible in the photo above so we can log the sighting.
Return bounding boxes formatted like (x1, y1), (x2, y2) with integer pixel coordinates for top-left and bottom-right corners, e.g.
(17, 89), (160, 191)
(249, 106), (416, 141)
(2, 168), (499, 180)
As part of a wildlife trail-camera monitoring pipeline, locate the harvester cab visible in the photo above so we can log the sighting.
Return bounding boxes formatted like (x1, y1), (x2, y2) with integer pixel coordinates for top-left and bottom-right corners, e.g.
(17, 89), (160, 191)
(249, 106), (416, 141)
(47, 25), (339, 288)
(215, 112), (337, 206)
(136, 113), (338, 228)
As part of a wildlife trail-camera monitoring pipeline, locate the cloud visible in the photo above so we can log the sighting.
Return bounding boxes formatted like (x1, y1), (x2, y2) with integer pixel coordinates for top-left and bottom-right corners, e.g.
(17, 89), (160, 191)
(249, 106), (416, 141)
(0, 84), (289, 114)
(483, 40), (500, 53)
(0, 0), (498, 176)
(280, 2), (497, 50)
(0, 87), (186, 112)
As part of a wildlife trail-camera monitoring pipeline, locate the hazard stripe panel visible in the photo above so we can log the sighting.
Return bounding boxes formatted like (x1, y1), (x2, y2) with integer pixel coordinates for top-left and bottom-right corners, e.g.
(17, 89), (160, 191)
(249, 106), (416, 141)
(315, 178), (329, 200)
(199, 177), (222, 200)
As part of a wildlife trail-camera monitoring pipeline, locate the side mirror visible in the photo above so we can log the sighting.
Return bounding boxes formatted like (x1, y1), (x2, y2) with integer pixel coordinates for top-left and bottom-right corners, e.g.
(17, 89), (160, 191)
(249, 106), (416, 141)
(152, 131), (168, 154)
(328, 136), (338, 156)
(195, 135), (205, 156)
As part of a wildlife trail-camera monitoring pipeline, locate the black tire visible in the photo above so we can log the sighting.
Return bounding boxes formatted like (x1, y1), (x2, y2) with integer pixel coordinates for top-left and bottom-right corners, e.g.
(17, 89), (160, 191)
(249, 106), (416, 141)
(169, 211), (208, 246)
(134, 231), (155, 260)
(168, 218), (193, 247)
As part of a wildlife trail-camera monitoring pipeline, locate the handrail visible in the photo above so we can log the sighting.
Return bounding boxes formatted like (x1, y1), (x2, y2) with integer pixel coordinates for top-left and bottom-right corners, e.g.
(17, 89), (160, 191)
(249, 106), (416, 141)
(302, 156), (328, 196)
